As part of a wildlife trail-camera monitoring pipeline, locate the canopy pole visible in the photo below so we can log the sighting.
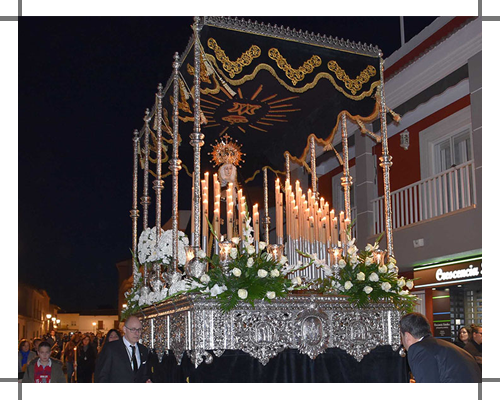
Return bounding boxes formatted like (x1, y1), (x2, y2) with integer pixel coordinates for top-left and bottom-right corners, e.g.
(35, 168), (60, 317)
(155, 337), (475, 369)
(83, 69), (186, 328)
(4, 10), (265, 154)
(141, 110), (151, 232)
(340, 112), (352, 222)
(310, 136), (317, 198)
(169, 52), (182, 273)
(131, 129), (140, 286)
(190, 17), (205, 250)
(378, 55), (395, 258)
(263, 167), (270, 245)
(285, 152), (290, 182)
(153, 83), (165, 244)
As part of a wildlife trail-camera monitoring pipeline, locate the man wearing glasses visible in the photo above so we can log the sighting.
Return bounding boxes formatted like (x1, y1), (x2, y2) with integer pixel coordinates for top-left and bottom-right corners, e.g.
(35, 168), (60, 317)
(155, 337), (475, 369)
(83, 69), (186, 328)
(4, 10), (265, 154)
(94, 316), (152, 383)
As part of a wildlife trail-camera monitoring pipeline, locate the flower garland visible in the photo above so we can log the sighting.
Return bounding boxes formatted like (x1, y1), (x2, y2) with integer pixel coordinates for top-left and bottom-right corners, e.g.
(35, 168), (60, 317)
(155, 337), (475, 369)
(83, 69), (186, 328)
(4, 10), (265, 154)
(307, 234), (417, 313)
(123, 216), (416, 317)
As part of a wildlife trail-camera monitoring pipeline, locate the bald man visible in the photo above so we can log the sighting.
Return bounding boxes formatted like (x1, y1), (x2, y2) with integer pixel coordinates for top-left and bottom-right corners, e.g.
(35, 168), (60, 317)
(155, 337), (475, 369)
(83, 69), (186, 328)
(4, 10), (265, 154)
(94, 316), (152, 383)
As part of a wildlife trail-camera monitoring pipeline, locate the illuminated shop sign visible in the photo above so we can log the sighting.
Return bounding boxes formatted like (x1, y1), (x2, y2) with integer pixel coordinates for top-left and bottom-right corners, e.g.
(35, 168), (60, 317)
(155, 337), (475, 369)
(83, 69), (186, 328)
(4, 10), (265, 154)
(413, 258), (482, 288)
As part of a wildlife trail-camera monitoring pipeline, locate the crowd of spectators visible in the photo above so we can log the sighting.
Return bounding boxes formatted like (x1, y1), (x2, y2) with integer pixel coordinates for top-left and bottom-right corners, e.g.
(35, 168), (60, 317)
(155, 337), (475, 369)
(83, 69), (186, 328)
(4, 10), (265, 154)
(18, 328), (122, 383)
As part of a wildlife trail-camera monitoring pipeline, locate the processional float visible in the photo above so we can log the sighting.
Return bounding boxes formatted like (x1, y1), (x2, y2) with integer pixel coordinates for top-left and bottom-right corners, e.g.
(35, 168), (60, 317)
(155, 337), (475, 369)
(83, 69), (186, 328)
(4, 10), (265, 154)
(127, 17), (411, 368)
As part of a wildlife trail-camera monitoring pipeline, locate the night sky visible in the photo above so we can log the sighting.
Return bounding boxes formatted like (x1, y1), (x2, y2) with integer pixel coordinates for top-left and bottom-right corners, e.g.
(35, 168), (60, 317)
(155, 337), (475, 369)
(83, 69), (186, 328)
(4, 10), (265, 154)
(18, 16), (437, 312)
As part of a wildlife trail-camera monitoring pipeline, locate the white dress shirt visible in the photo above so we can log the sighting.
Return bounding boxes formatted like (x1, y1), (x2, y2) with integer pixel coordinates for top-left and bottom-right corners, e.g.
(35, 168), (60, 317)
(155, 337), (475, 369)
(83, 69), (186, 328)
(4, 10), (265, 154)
(122, 337), (141, 369)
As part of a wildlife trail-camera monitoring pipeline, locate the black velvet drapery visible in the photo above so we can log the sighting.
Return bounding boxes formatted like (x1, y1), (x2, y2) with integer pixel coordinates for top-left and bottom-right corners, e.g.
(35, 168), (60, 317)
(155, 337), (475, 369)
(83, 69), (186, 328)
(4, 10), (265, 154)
(149, 346), (410, 383)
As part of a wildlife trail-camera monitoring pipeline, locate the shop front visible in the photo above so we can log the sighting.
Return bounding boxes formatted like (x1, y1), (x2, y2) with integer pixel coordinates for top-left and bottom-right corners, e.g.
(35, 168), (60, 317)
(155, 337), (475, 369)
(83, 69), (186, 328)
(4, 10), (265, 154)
(413, 256), (482, 342)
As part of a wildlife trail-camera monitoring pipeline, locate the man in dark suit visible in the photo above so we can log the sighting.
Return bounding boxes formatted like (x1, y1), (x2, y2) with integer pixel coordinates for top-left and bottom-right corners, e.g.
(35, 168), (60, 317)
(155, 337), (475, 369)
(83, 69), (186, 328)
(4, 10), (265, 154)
(400, 312), (481, 383)
(94, 316), (152, 383)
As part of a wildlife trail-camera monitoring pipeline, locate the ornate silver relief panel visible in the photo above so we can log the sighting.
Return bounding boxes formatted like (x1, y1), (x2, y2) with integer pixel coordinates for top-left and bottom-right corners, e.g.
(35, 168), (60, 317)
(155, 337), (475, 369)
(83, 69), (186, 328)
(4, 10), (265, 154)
(295, 306), (329, 359)
(138, 294), (402, 366)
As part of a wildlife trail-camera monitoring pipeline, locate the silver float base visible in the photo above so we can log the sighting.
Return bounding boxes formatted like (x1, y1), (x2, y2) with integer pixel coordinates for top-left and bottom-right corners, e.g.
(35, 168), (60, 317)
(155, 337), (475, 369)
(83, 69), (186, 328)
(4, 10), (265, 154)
(137, 293), (402, 368)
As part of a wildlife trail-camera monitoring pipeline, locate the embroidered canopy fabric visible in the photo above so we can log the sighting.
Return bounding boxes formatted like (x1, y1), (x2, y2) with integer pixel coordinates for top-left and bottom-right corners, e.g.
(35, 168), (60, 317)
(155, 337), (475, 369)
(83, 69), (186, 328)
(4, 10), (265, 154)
(159, 17), (381, 183)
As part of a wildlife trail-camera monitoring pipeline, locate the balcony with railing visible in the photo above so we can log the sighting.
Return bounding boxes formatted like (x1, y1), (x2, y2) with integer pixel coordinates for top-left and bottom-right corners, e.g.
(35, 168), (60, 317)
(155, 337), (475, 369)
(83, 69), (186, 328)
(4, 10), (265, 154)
(372, 161), (476, 235)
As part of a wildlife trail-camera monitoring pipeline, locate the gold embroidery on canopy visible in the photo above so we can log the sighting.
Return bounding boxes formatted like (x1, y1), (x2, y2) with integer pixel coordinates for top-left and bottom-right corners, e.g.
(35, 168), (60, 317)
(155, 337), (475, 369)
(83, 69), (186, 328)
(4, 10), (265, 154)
(268, 48), (322, 86)
(207, 38), (261, 78)
(204, 54), (379, 100)
(327, 61), (377, 95)
(187, 61), (211, 83)
(170, 80), (192, 115)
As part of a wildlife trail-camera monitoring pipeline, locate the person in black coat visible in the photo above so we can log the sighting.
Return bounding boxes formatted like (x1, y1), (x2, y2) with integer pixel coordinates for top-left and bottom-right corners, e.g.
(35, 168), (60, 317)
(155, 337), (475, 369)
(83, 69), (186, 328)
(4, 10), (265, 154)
(464, 324), (482, 368)
(76, 335), (97, 383)
(400, 312), (481, 383)
(94, 316), (152, 383)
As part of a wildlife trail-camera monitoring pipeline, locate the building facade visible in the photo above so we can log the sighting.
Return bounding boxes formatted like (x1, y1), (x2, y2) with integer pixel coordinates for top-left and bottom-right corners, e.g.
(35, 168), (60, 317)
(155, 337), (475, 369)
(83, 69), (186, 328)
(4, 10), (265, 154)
(18, 283), (60, 342)
(315, 16), (481, 340)
(57, 310), (119, 334)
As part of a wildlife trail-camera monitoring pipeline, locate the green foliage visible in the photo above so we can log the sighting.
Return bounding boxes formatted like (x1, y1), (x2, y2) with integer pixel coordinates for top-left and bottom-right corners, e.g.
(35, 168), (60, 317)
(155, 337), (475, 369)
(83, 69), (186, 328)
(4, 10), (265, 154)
(193, 243), (293, 312)
(314, 237), (417, 314)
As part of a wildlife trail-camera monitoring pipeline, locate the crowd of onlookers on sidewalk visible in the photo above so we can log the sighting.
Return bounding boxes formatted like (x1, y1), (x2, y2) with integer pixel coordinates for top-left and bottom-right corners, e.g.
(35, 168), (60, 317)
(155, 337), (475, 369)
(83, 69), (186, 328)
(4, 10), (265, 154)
(18, 328), (121, 383)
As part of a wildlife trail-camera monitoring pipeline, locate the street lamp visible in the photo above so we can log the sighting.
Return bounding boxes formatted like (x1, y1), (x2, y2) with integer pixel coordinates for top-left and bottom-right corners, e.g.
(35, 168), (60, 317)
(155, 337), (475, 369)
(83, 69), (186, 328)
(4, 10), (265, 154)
(46, 314), (52, 333)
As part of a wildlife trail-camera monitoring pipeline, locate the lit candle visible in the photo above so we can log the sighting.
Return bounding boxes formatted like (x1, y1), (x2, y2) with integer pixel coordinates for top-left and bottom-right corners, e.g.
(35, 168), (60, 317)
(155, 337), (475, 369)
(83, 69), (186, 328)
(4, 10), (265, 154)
(227, 203), (233, 240)
(321, 216), (327, 244)
(339, 211), (345, 245)
(253, 204), (260, 245)
(332, 217), (339, 246)
(214, 206), (220, 241)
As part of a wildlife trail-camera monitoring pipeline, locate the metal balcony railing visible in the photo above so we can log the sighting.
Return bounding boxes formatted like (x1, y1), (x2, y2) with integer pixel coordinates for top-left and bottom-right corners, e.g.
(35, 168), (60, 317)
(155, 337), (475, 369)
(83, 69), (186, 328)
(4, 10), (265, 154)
(372, 161), (476, 235)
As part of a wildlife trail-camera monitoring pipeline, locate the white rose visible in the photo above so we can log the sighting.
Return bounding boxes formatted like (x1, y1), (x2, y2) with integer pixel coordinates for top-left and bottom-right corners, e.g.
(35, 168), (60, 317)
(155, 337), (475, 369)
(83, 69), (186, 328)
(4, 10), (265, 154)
(232, 268), (242, 277)
(378, 265), (388, 274)
(398, 278), (406, 288)
(231, 237), (241, 245)
(266, 291), (276, 300)
(247, 258), (254, 268)
(238, 288), (248, 299)
(197, 249), (206, 259)
(257, 269), (268, 278)
(344, 281), (353, 290)
(292, 276), (302, 286)
(406, 280), (414, 290)
(338, 259), (346, 268)
(365, 257), (373, 266)
(381, 282), (391, 292)
(279, 255), (288, 265)
(200, 274), (211, 284)
(347, 246), (357, 255)
(247, 245), (256, 255)
(369, 272), (379, 282)
(363, 286), (373, 294)
(270, 269), (280, 278)
(356, 272), (365, 281)
(259, 242), (266, 251)
(399, 289), (409, 295)
(230, 248), (238, 259)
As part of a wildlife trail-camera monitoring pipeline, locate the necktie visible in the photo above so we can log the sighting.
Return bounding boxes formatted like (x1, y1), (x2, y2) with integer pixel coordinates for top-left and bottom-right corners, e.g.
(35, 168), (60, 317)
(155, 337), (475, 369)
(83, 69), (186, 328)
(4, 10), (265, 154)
(130, 345), (138, 372)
